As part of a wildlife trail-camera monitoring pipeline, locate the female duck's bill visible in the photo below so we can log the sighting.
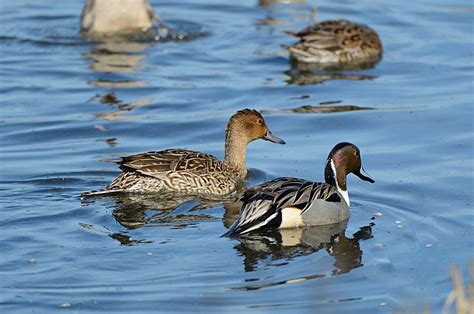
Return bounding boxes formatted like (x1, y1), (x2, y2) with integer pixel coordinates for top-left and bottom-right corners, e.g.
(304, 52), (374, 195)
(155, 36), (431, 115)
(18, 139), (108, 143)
(262, 130), (285, 144)
(224, 142), (374, 237)
(81, 108), (285, 197)
(81, 0), (157, 34)
(287, 19), (383, 69)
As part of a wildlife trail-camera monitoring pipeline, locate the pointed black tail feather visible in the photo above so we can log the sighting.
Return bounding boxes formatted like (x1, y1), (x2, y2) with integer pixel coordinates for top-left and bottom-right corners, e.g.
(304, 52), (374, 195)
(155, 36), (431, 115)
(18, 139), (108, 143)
(80, 188), (125, 197)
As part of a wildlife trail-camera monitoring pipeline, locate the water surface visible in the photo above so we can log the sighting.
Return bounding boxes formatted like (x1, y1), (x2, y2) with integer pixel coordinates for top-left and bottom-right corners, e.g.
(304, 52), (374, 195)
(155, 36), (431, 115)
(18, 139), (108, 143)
(1, 0), (473, 313)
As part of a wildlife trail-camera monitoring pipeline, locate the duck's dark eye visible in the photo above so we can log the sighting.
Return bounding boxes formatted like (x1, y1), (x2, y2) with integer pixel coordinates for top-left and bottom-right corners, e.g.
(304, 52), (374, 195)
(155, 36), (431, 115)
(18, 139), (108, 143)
(355, 151), (360, 156)
(257, 119), (263, 124)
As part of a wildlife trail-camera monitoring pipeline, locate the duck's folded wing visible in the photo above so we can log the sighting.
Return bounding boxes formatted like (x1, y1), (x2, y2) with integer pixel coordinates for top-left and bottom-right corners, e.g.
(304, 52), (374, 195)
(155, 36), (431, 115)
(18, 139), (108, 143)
(119, 149), (223, 178)
(293, 20), (379, 57)
(224, 191), (279, 236)
(261, 178), (340, 212)
(226, 178), (341, 236)
(242, 177), (339, 207)
(292, 21), (350, 51)
(241, 177), (306, 197)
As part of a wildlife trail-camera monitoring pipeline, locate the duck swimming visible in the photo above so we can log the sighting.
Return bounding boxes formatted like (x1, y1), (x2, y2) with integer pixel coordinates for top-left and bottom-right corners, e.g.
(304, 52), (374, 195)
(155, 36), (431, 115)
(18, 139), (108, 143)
(224, 142), (374, 236)
(81, 0), (156, 34)
(287, 19), (383, 68)
(82, 109), (285, 197)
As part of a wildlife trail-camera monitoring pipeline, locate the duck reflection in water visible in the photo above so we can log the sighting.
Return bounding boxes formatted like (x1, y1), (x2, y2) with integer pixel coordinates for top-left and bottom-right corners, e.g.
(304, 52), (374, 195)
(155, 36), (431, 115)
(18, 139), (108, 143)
(80, 0), (172, 88)
(89, 92), (153, 122)
(84, 40), (151, 88)
(285, 60), (377, 85)
(80, 0), (199, 89)
(256, 0), (307, 30)
(258, 0), (307, 7)
(230, 221), (373, 281)
(83, 192), (242, 230)
(81, 194), (242, 246)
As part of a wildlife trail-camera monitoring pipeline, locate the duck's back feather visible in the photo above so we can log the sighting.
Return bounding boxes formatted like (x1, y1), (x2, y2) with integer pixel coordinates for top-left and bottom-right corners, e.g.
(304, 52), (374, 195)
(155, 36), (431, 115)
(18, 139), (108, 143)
(289, 19), (382, 66)
(119, 149), (226, 178)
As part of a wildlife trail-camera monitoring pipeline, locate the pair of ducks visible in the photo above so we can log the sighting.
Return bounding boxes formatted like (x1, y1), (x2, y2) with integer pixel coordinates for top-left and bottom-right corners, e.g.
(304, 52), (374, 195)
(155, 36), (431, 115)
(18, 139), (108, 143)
(81, 0), (383, 68)
(83, 109), (375, 236)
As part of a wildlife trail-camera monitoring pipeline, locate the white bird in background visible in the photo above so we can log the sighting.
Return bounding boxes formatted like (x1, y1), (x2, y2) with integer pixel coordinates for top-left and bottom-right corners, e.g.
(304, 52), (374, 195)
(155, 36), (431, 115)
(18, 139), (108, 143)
(81, 0), (156, 34)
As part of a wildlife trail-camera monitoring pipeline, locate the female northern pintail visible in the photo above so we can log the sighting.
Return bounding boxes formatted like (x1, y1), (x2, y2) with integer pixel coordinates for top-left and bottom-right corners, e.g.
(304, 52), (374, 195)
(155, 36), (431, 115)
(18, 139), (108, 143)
(224, 142), (374, 236)
(81, 0), (156, 34)
(82, 109), (285, 197)
(287, 19), (382, 67)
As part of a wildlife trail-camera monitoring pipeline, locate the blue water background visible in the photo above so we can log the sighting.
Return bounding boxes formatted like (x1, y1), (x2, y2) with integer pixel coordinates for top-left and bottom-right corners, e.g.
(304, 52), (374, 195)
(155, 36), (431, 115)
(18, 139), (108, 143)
(1, 0), (473, 312)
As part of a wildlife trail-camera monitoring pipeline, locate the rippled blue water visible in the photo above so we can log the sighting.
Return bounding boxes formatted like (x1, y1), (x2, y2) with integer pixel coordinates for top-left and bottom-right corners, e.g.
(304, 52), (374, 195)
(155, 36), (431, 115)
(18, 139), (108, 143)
(1, 0), (473, 313)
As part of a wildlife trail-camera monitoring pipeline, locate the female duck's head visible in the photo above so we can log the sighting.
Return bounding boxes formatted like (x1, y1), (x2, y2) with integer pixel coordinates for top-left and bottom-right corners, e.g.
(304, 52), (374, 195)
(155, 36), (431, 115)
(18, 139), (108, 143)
(224, 109), (285, 178)
(226, 109), (285, 146)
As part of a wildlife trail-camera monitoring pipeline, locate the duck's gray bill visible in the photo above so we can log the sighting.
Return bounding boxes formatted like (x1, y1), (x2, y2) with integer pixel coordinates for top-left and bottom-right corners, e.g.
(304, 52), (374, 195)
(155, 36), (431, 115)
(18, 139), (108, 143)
(263, 132), (286, 144)
(354, 170), (375, 183)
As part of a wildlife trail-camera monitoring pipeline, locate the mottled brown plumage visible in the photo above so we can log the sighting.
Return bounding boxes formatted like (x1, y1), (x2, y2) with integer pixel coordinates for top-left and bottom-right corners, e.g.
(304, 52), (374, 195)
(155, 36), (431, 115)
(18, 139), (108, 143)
(288, 19), (383, 68)
(120, 149), (225, 175)
(82, 109), (285, 197)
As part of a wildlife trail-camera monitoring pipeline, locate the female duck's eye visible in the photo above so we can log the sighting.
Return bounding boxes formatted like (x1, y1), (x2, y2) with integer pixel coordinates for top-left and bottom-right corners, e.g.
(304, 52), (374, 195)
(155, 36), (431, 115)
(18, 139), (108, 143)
(257, 119), (262, 124)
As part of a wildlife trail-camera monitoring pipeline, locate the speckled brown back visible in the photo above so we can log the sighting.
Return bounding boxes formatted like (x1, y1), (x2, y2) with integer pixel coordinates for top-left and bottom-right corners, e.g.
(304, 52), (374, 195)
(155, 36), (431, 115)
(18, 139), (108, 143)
(289, 19), (383, 67)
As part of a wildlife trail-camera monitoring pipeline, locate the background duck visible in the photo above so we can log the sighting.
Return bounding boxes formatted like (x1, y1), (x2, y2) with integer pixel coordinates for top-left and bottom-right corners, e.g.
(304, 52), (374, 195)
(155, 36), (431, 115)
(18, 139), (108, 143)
(224, 142), (374, 236)
(82, 109), (285, 197)
(287, 19), (383, 69)
(81, 0), (157, 34)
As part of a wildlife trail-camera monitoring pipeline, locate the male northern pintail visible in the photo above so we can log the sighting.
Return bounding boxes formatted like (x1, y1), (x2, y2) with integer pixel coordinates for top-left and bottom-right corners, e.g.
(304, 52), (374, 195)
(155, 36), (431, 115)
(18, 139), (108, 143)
(82, 109), (285, 197)
(287, 20), (382, 67)
(81, 0), (156, 34)
(224, 142), (374, 236)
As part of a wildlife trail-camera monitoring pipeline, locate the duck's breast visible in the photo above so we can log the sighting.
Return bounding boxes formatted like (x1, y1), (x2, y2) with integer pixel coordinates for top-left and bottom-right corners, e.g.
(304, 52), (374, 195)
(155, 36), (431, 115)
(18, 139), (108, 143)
(300, 198), (349, 226)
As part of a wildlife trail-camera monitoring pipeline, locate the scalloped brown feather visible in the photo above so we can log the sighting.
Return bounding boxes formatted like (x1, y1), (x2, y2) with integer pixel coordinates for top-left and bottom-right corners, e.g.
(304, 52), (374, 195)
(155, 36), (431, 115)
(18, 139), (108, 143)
(119, 149), (226, 175)
(288, 19), (382, 67)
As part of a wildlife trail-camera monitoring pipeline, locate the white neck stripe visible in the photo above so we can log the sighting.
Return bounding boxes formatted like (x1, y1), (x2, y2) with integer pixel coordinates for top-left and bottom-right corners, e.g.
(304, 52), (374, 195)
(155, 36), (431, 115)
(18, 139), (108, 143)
(330, 159), (350, 206)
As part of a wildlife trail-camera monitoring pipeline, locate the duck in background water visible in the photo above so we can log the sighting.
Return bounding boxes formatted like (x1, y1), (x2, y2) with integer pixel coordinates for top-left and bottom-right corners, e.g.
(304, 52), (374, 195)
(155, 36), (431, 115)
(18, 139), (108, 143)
(224, 142), (374, 236)
(287, 19), (383, 69)
(82, 109), (285, 197)
(81, 0), (162, 35)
